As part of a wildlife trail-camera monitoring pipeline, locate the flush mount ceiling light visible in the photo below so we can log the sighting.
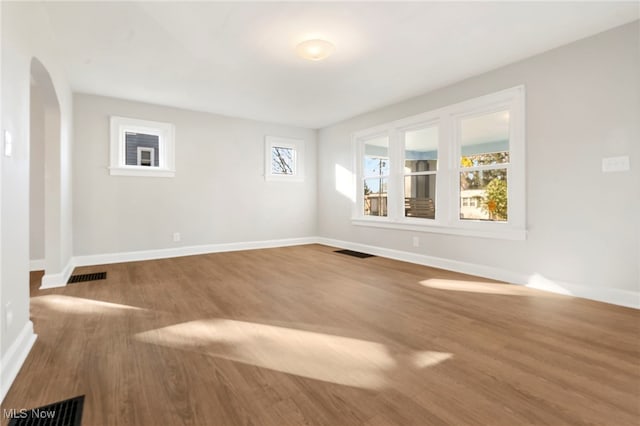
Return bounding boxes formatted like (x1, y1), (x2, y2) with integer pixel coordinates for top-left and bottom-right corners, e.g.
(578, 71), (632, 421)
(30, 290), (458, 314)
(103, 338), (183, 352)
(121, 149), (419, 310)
(296, 39), (335, 61)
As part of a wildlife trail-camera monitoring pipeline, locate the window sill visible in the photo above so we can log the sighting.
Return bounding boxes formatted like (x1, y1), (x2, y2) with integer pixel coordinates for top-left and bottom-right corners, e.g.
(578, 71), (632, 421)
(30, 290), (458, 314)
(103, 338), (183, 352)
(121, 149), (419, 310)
(351, 217), (527, 241)
(109, 167), (175, 178)
(264, 174), (304, 182)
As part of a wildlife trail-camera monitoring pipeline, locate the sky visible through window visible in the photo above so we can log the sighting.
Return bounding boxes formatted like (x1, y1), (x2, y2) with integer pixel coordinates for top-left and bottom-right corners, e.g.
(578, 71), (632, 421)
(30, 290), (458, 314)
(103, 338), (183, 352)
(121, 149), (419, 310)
(271, 146), (295, 175)
(364, 156), (388, 192)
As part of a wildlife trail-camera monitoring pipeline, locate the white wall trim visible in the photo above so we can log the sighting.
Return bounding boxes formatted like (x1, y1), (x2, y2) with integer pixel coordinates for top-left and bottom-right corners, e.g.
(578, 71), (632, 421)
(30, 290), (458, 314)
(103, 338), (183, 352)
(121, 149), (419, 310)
(0, 321), (37, 402)
(73, 237), (317, 267)
(29, 259), (45, 271)
(40, 258), (75, 289)
(316, 237), (640, 309)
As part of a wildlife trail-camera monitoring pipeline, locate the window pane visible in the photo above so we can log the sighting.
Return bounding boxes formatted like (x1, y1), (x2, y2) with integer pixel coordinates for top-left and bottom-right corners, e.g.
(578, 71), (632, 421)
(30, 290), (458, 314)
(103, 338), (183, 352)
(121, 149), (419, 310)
(460, 111), (509, 167)
(405, 126), (438, 172)
(404, 175), (436, 219)
(364, 178), (388, 217)
(125, 132), (159, 167)
(460, 169), (507, 221)
(364, 137), (389, 177)
(271, 146), (296, 175)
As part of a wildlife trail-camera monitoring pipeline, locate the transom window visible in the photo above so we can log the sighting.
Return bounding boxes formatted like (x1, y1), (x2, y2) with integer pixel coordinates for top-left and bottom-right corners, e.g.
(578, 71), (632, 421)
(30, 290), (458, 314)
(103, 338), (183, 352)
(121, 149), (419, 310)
(353, 86), (526, 240)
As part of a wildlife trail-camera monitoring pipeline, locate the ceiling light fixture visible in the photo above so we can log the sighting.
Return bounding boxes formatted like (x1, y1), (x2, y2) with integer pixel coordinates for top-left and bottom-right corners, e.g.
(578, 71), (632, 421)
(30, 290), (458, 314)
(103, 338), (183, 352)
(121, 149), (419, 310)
(296, 39), (335, 61)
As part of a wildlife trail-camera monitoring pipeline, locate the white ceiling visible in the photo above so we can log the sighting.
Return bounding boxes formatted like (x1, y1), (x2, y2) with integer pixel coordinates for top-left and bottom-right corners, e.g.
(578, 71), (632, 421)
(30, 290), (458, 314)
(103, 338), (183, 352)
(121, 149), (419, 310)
(42, 2), (639, 129)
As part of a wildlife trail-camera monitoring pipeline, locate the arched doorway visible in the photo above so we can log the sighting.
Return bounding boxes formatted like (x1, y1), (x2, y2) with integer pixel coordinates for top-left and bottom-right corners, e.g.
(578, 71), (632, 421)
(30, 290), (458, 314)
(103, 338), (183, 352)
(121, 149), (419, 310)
(29, 58), (62, 288)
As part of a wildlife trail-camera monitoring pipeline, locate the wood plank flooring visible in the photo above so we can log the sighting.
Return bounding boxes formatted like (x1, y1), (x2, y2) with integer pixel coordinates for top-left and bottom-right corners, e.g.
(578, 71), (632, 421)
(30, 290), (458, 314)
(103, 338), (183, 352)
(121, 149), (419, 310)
(2, 244), (639, 425)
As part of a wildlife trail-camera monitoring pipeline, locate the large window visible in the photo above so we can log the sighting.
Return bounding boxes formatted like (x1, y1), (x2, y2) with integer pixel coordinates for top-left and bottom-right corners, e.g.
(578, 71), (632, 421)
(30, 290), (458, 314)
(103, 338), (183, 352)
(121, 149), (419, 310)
(353, 86), (525, 240)
(110, 116), (175, 177)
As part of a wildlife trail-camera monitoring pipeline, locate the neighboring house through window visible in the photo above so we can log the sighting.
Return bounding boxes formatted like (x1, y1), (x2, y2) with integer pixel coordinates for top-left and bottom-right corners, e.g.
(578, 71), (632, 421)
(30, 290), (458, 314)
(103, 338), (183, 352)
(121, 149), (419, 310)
(353, 86), (526, 240)
(110, 116), (175, 177)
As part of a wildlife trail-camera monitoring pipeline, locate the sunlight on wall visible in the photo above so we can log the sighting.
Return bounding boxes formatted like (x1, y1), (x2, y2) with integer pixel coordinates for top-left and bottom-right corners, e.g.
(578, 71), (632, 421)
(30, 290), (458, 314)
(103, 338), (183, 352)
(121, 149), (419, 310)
(31, 295), (145, 314)
(526, 274), (572, 296)
(135, 319), (451, 390)
(335, 164), (355, 202)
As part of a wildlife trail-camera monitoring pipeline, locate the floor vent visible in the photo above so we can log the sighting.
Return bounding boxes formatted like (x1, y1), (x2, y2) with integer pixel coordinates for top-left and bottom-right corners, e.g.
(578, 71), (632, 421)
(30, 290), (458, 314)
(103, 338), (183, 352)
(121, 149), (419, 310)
(68, 272), (106, 284)
(8, 395), (84, 426)
(334, 249), (376, 259)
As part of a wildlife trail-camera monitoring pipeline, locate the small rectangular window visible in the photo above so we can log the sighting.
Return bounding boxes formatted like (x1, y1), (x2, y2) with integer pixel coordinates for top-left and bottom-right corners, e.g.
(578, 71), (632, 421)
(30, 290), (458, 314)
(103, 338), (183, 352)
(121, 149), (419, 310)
(265, 136), (304, 181)
(110, 117), (175, 177)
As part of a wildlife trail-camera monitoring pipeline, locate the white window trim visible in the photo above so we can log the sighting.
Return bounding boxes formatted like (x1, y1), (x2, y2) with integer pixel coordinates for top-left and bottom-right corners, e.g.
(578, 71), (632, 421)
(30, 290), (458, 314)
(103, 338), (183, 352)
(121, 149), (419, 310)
(109, 116), (175, 177)
(352, 86), (526, 241)
(265, 136), (304, 182)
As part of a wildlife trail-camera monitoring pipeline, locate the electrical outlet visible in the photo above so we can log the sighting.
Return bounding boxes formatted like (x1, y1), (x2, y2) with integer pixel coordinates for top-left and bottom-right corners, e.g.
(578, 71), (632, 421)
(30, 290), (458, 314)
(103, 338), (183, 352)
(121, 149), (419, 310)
(412, 236), (420, 247)
(173, 232), (181, 242)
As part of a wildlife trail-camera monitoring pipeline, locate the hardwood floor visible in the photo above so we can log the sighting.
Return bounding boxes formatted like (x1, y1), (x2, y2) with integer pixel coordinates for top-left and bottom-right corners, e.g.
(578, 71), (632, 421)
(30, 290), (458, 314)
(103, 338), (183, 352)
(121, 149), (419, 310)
(2, 244), (639, 425)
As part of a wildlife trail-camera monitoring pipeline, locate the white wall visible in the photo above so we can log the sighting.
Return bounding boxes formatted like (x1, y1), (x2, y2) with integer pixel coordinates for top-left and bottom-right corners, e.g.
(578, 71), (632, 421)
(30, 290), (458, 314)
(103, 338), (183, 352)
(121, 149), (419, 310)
(318, 22), (639, 299)
(29, 83), (45, 263)
(73, 94), (317, 256)
(1, 2), (74, 399)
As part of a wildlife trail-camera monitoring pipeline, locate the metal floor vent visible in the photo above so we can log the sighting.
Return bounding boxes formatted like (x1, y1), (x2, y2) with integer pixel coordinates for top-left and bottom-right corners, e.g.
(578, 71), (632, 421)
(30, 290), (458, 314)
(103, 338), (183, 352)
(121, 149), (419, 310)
(8, 395), (84, 426)
(68, 272), (106, 284)
(334, 249), (376, 259)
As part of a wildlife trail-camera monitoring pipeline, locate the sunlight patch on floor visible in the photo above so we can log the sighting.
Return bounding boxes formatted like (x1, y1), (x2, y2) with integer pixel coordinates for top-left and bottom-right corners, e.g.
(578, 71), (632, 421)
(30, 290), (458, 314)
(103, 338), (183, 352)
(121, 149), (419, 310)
(421, 278), (559, 297)
(411, 351), (453, 369)
(419, 278), (535, 295)
(135, 319), (451, 390)
(32, 294), (146, 314)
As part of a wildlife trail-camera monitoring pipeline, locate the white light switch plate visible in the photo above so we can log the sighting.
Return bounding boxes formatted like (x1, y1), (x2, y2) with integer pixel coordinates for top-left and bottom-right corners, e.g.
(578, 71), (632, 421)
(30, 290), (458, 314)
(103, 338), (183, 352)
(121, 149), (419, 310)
(3, 130), (12, 157)
(602, 156), (630, 173)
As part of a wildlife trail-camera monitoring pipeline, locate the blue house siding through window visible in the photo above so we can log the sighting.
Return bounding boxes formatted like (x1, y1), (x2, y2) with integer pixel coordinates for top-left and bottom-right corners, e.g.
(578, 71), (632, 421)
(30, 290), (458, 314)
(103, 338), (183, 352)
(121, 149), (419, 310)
(125, 132), (160, 166)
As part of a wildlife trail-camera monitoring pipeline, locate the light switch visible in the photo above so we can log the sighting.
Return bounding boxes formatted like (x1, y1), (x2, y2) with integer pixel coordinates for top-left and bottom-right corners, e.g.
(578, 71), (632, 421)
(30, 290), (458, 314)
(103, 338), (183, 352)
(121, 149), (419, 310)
(3, 130), (12, 157)
(602, 156), (630, 173)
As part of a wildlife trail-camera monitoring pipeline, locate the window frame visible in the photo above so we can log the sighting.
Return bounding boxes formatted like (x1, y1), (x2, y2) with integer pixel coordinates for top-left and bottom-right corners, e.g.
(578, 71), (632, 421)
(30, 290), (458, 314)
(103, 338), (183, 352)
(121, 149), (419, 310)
(352, 86), (526, 241)
(264, 136), (305, 182)
(109, 116), (175, 177)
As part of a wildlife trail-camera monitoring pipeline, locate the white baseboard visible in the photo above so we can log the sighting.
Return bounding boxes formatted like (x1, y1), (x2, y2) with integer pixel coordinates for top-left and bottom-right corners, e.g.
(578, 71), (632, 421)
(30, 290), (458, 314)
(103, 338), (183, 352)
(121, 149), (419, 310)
(29, 259), (45, 271)
(40, 258), (75, 289)
(50, 236), (638, 309)
(73, 237), (318, 267)
(0, 321), (37, 402)
(317, 237), (640, 309)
